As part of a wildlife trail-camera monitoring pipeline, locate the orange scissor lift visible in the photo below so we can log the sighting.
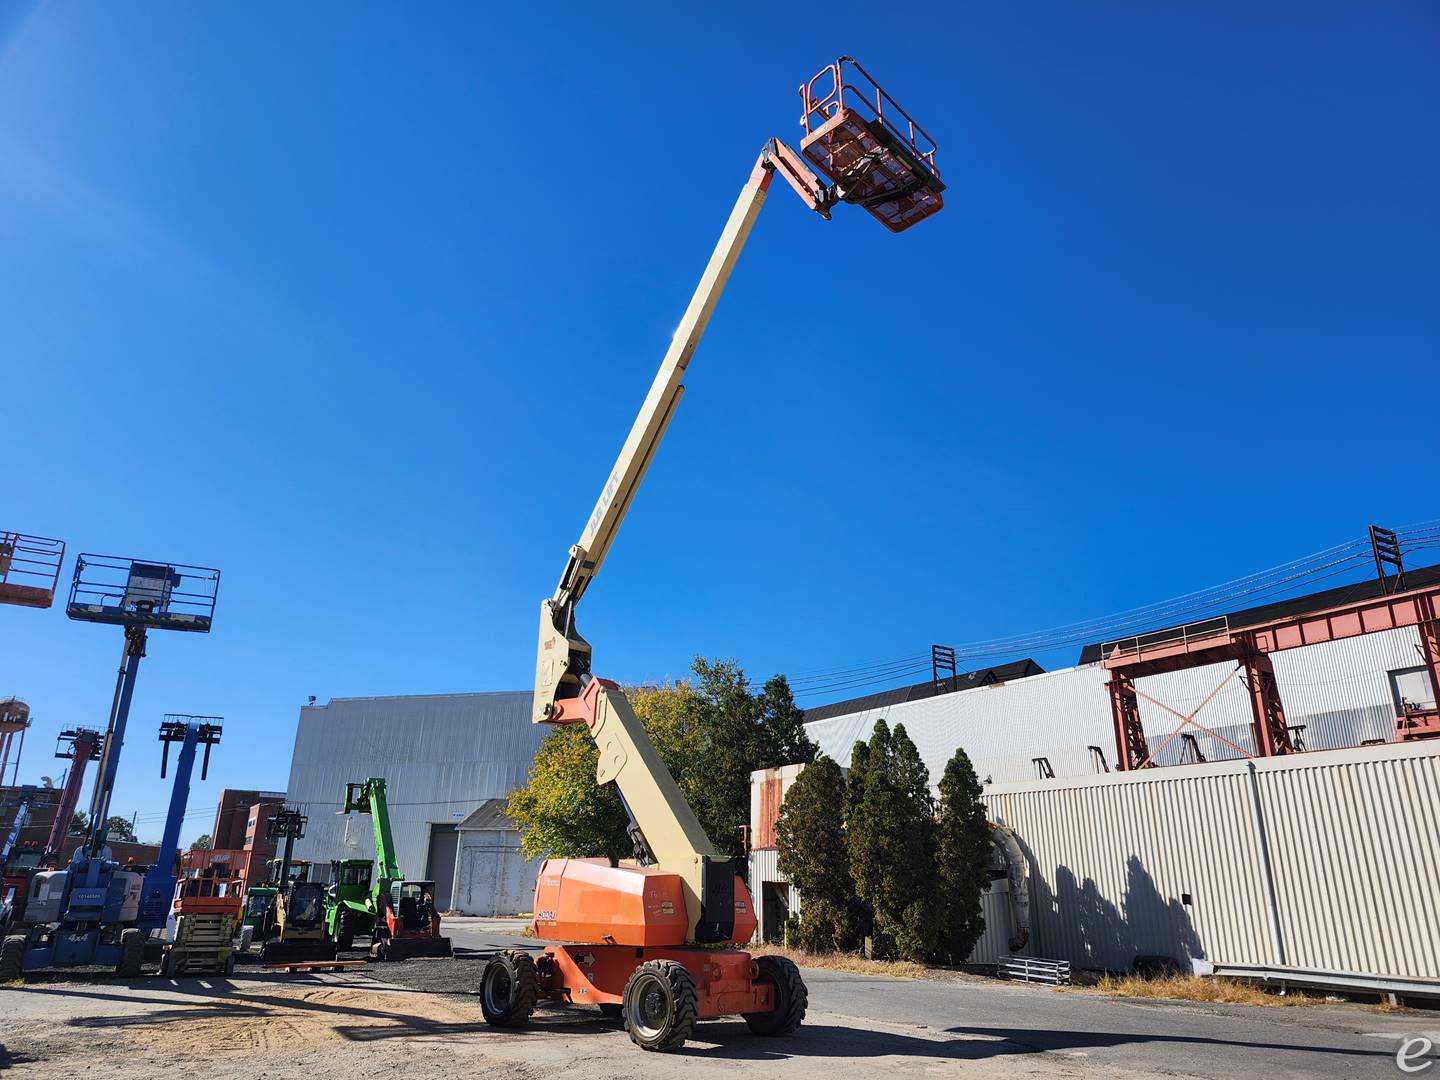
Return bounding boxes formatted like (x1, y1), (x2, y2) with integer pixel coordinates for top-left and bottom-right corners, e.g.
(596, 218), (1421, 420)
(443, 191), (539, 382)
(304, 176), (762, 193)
(479, 58), (944, 1052)
(161, 849), (247, 976)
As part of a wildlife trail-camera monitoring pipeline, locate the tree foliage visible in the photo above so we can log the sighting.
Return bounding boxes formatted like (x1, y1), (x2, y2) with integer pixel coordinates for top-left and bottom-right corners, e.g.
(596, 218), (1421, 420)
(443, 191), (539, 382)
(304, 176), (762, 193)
(775, 756), (856, 951)
(103, 816), (137, 843)
(936, 747), (992, 964)
(69, 811), (89, 836)
(846, 721), (942, 961)
(188, 833), (213, 851)
(507, 660), (815, 862)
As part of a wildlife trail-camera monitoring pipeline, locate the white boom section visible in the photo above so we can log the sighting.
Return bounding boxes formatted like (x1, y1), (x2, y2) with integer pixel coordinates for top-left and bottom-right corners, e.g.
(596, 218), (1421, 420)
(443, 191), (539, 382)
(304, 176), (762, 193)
(534, 155), (777, 725)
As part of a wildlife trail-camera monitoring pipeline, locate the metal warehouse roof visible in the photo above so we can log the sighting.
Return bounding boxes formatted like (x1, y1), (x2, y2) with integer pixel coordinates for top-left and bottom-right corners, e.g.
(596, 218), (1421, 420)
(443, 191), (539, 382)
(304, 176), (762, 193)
(456, 798), (513, 831)
(801, 658), (1046, 723)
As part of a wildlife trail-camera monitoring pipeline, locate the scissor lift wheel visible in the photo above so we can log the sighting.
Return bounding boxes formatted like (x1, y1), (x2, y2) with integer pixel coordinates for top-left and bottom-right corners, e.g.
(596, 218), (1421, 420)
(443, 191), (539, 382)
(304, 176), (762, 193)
(799, 56), (945, 233)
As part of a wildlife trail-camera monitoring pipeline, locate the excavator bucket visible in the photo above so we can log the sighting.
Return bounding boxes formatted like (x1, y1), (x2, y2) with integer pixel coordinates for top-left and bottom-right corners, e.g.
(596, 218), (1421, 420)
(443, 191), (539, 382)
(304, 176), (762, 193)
(799, 57), (944, 233)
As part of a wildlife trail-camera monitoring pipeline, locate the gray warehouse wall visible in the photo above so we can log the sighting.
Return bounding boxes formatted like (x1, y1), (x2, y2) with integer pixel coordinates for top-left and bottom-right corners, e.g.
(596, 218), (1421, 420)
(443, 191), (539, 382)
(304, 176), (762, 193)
(984, 739), (1440, 979)
(283, 691), (547, 902)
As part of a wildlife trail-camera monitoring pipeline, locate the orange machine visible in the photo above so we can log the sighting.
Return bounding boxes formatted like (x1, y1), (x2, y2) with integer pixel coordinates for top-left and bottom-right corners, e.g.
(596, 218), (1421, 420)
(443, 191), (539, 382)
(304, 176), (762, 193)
(174, 849), (247, 925)
(479, 56), (943, 1053)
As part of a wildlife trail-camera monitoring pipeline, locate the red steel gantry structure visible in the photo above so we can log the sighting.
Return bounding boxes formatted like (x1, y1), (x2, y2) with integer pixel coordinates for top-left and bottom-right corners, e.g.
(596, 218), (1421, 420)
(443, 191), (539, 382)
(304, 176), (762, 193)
(1104, 579), (1440, 770)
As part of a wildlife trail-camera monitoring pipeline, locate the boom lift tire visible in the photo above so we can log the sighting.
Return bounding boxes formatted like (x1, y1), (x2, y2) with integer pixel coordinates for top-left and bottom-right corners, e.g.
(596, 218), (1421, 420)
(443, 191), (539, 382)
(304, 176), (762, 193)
(622, 959), (697, 1052)
(480, 950), (538, 1027)
(116, 928), (145, 978)
(0, 934), (24, 982)
(743, 955), (807, 1036)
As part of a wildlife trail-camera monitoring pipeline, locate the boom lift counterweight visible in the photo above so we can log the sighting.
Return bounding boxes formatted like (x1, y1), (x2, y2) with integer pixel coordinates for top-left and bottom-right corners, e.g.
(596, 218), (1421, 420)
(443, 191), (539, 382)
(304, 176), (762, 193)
(490, 56), (945, 1052)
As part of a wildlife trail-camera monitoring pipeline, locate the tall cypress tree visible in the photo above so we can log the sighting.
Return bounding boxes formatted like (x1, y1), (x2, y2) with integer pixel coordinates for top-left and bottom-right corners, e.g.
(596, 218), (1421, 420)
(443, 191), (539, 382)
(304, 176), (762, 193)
(847, 719), (912, 957)
(754, 675), (818, 768)
(936, 747), (992, 964)
(775, 755), (855, 950)
(889, 724), (941, 962)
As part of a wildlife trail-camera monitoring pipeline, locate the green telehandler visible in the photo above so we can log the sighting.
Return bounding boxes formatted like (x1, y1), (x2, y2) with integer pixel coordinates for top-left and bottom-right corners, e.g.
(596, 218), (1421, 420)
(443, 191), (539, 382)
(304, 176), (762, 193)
(323, 858), (374, 950)
(336, 778), (451, 961)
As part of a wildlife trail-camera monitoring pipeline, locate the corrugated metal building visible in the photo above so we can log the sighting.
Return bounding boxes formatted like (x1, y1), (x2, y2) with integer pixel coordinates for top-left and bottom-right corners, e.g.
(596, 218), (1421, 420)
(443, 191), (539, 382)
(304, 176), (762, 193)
(983, 739), (1440, 983)
(283, 691), (546, 913)
(803, 627), (1430, 786)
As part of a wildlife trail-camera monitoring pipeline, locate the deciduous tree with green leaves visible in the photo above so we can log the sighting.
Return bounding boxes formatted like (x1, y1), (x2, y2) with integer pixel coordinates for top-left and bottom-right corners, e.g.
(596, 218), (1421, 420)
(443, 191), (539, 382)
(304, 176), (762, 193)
(507, 661), (813, 862)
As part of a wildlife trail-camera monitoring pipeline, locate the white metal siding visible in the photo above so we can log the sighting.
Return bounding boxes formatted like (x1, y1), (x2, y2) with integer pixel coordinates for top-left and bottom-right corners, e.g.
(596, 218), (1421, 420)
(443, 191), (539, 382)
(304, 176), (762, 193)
(803, 627), (1421, 783)
(283, 691), (547, 905)
(455, 830), (538, 916)
(984, 740), (1440, 978)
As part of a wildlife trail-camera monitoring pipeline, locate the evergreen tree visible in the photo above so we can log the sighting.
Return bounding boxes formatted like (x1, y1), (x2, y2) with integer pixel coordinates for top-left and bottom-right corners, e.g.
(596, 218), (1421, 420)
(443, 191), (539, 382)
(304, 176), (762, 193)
(847, 720), (943, 961)
(890, 724), (941, 962)
(690, 658), (760, 856)
(753, 675), (817, 768)
(936, 747), (992, 964)
(775, 756), (856, 950)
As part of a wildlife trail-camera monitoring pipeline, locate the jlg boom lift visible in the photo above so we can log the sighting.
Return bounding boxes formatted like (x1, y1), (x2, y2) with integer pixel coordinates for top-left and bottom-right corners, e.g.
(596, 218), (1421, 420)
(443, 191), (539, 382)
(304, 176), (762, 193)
(335, 777), (451, 960)
(478, 57), (944, 1051)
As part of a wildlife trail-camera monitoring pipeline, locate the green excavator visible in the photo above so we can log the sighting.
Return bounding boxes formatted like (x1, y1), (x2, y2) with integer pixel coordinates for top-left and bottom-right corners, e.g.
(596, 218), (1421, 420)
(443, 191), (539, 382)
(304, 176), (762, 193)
(334, 778), (451, 961)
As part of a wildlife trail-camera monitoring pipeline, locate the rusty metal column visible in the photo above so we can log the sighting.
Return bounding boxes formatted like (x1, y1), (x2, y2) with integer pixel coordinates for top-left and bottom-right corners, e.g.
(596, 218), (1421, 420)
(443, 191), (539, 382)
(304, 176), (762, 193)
(1108, 671), (1148, 770)
(1242, 650), (1293, 759)
(1403, 592), (1440, 740)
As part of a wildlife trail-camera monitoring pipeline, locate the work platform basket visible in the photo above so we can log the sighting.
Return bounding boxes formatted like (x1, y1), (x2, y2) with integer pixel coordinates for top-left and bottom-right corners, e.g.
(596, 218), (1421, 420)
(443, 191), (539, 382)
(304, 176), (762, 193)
(799, 57), (944, 234)
(66, 554), (220, 632)
(0, 531), (65, 609)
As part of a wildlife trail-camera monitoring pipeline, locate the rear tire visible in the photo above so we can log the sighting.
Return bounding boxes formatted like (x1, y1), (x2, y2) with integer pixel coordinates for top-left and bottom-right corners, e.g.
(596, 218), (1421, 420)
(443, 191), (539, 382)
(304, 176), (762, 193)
(159, 951), (175, 978)
(480, 950), (537, 1027)
(337, 910), (355, 951)
(744, 955), (807, 1036)
(223, 953), (236, 975)
(622, 959), (696, 1052)
(116, 929), (145, 978)
(0, 934), (25, 982)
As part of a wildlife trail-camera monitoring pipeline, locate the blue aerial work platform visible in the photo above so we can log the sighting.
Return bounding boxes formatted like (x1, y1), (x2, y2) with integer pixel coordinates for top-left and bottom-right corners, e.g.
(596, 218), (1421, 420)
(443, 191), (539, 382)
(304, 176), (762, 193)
(0, 555), (220, 981)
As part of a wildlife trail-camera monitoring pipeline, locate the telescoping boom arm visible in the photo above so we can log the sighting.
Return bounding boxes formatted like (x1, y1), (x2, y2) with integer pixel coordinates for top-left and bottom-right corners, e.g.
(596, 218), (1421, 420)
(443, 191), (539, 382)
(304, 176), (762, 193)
(531, 109), (943, 939)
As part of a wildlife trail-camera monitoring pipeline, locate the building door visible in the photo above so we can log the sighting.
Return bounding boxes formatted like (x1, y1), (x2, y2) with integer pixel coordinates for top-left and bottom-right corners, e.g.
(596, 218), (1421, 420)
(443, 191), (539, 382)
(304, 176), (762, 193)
(426, 824), (458, 911)
(761, 882), (790, 943)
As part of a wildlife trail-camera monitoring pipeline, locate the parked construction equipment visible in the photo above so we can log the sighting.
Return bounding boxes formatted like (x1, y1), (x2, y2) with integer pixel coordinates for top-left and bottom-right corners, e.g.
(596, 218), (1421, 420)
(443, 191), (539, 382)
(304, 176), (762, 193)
(337, 778), (451, 960)
(481, 56), (943, 1052)
(259, 808), (337, 963)
(1, 556), (220, 979)
(323, 856), (374, 950)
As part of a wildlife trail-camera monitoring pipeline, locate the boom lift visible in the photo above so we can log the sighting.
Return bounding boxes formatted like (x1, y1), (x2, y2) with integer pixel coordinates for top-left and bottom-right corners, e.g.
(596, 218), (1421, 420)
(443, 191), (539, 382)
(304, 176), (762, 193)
(336, 778), (451, 960)
(0, 730), (100, 931)
(480, 57), (944, 1052)
(1, 555), (221, 980)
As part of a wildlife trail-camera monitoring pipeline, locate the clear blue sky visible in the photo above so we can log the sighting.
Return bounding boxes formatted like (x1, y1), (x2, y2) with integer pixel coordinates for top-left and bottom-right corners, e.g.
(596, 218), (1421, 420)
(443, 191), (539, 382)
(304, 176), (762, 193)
(2, 3), (1436, 839)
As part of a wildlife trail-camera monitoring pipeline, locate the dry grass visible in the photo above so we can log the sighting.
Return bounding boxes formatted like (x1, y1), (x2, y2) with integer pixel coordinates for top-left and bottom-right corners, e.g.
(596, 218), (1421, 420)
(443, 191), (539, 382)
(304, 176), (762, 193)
(1093, 972), (1324, 1007)
(753, 946), (932, 979)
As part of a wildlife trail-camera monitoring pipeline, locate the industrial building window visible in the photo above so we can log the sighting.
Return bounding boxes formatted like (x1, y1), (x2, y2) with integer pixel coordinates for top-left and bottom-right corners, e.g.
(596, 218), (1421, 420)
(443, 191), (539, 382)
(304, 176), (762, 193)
(246, 816), (256, 828)
(1389, 666), (1437, 714)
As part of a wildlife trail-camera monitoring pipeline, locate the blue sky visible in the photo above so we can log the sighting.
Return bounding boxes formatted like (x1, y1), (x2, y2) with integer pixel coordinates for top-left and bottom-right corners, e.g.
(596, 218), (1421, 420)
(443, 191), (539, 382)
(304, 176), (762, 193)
(2, 3), (1436, 838)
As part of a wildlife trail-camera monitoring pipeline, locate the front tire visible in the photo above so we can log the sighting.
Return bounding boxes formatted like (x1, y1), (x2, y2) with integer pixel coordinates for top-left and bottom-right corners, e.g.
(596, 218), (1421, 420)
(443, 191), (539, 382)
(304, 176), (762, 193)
(622, 959), (697, 1052)
(116, 928), (145, 978)
(336, 910), (355, 951)
(480, 950), (538, 1027)
(743, 955), (807, 1036)
(0, 934), (25, 982)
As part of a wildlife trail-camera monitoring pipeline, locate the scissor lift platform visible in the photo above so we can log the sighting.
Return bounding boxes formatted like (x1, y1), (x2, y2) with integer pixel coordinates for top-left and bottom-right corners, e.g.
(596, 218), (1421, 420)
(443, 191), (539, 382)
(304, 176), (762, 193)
(799, 56), (944, 233)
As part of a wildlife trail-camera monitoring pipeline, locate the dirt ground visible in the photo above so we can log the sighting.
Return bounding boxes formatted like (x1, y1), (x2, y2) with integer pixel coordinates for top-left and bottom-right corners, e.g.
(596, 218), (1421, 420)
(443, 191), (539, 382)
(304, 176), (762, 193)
(1, 936), (1430, 1080)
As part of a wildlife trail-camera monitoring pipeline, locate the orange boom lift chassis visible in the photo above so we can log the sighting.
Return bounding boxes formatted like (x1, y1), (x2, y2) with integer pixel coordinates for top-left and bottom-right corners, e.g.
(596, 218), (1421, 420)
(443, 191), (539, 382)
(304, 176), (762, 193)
(479, 57), (944, 1052)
